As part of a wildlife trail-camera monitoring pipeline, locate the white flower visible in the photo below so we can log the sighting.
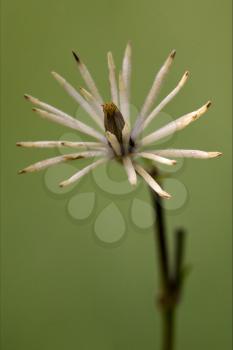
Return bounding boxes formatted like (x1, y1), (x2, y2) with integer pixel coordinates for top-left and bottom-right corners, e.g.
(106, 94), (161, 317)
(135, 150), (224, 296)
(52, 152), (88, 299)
(17, 43), (222, 198)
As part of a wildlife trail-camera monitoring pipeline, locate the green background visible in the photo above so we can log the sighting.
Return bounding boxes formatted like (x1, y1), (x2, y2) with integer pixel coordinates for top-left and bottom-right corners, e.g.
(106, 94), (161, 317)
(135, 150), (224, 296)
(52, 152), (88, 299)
(1, 0), (232, 349)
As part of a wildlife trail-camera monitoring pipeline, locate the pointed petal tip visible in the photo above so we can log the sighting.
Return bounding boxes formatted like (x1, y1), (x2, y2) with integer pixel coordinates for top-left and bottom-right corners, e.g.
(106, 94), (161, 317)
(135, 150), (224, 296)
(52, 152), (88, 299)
(24, 94), (30, 100)
(18, 169), (26, 175)
(170, 49), (176, 59)
(24, 94), (38, 104)
(129, 177), (137, 186)
(126, 41), (132, 50)
(206, 101), (212, 109)
(179, 71), (190, 86)
(51, 71), (65, 84)
(72, 50), (81, 63)
(209, 151), (223, 158)
(161, 192), (172, 199)
(51, 71), (60, 79)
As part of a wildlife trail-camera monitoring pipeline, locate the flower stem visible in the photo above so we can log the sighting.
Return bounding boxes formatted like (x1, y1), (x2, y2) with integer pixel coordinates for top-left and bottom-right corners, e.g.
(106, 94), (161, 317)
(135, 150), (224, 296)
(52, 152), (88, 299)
(162, 309), (175, 350)
(149, 169), (187, 350)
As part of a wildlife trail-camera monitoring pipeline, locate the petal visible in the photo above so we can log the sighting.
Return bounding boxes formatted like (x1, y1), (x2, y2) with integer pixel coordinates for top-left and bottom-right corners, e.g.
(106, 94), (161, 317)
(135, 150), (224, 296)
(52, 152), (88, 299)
(132, 49), (176, 138)
(18, 151), (105, 174)
(107, 52), (119, 107)
(51, 71), (104, 128)
(59, 158), (107, 187)
(141, 101), (211, 146)
(142, 71), (189, 131)
(136, 152), (176, 166)
(32, 108), (105, 142)
(122, 156), (137, 185)
(154, 149), (222, 159)
(72, 51), (103, 104)
(134, 164), (171, 198)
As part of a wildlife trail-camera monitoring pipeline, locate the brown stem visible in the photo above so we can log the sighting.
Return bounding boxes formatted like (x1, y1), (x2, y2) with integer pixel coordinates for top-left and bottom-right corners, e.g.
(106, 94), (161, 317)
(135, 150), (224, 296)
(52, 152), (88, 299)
(162, 310), (175, 350)
(149, 169), (187, 350)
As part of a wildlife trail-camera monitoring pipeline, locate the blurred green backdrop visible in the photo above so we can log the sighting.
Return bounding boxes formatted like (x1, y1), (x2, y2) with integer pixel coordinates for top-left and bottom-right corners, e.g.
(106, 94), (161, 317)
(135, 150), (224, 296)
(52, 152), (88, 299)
(1, 0), (232, 349)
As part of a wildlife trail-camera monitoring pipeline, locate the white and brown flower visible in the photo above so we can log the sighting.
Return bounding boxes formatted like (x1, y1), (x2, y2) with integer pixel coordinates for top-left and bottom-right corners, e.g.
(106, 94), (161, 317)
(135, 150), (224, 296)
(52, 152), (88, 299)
(17, 43), (222, 198)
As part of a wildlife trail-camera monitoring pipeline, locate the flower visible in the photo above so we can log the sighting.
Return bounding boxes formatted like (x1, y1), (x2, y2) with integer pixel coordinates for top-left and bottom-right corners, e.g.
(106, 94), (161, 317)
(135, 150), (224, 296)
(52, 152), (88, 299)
(17, 43), (222, 198)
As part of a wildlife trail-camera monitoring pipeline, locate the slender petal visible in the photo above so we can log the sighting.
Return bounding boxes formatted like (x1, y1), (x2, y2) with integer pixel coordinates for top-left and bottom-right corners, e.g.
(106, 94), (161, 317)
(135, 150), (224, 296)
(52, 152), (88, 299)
(25, 93), (103, 125)
(154, 149), (223, 159)
(141, 101), (211, 146)
(24, 94), (73, 117)
(59, 158), (106, 187)
(59, 141), (106, 150)
(132, 49), (176, 138)
(119, 71), (129, 122)
(72, 51), (103, 104)
(122, 122), (130, 149)
(137, 152), (176, 165)
(107, 52), (119, 107)
(51, 71), (104, 128)
(122, 42), (132, 118)
(134, 164), (171, 198)
(123, 156), (137, 185)
(16, 141), (105, 149)
(79, 87), (93, 101)
(32, 108), (105, 142)
(18, 151), (105, 174)
(105, 131), (121, 155)
(79, 87), (103, 118)
(142, 71), (189, 131)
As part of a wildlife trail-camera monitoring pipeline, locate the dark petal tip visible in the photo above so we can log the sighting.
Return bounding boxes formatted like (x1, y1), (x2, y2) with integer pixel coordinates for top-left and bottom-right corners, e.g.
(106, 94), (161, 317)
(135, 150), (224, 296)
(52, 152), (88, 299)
(72, 51), (81, 63)
(170, 49), (176, 58)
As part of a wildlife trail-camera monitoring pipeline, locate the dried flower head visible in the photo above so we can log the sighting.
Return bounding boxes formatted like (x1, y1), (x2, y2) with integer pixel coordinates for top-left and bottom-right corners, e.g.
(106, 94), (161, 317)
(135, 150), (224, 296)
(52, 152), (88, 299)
(17, 43), (222, 198)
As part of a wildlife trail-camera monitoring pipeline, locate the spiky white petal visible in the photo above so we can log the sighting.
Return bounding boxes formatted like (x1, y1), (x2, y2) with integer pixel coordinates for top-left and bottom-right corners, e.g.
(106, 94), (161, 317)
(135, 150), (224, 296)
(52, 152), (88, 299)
(123, 156), (137, 185)
(141, 101), (211, 146)
(107, 52), (119, 107)
(72, 52), (103, 104)
(142, 71), (189, 131)
(16, 141), (105, 150)
(32, 108), (105, 142)
(122, 122), (131, 149)
(119, 71), (130, 122)
(137, 152), (176, 165)
(134, 164), (171, 198)
(79, 87), (103, 119)
(132, 50), (176, 138)
(24, 94), (71, 117)
(105, 131), (121, 156)
(154, 149), (223, 159)
(59, 158), (106, 187)
(18, 151), (105, 174)
(51, 71), (104, 128)
(121, 42), (132, 120)
(59, 141), (106, 150)
(25, 93), (104, 128)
